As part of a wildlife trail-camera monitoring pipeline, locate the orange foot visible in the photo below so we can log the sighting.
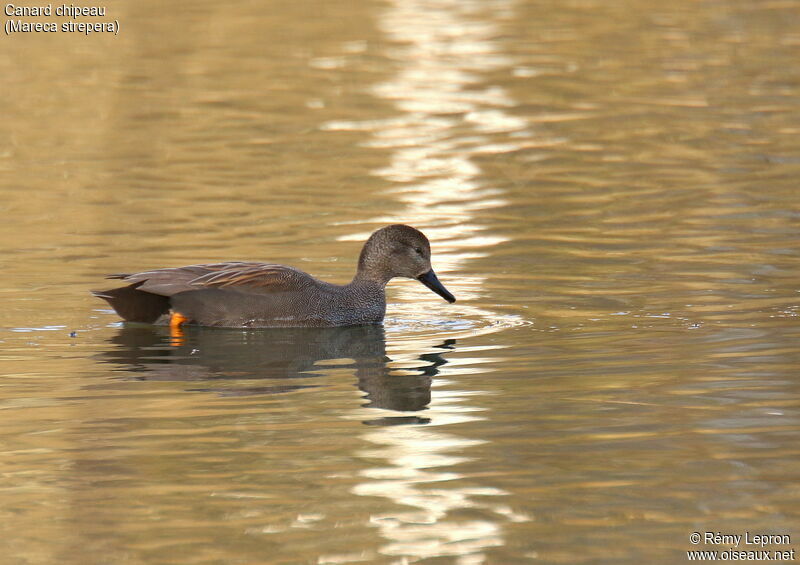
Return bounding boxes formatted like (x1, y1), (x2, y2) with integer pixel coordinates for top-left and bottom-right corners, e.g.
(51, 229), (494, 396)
(169, 311), (188, 345)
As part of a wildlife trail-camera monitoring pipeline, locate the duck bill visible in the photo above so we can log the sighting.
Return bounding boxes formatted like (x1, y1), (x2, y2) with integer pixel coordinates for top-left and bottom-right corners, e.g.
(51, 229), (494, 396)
(417, 270), (456, 303)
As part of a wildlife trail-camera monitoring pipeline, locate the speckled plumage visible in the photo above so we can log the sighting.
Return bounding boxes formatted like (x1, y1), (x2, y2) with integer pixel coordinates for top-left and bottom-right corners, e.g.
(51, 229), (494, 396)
(92, 224), (455, 328)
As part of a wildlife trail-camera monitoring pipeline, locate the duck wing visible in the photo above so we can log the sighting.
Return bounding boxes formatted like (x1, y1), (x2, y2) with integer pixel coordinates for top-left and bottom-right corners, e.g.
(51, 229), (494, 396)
(108, 262), (319, 297)
(189, 263), (319, 293)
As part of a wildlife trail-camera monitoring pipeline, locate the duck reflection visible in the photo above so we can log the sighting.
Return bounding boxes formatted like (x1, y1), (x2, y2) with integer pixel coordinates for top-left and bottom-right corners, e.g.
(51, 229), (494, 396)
(97, 325), (454, 416)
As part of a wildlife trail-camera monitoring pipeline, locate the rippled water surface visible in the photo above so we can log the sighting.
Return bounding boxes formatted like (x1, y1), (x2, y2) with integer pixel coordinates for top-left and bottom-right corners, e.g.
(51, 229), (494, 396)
(2, 0), (799, 563)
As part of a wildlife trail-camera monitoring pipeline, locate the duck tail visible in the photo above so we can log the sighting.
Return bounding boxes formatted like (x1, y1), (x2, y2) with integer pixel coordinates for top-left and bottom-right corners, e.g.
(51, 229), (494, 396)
(91, 281), (170, 323)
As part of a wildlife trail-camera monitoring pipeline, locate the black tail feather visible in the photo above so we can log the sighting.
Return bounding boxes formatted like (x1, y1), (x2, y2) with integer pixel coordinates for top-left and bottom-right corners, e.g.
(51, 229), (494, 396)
(91, 281), (170, 323)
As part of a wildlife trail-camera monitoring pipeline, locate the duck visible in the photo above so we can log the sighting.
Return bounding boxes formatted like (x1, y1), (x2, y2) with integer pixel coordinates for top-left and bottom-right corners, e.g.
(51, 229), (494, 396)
(92, 224), (455, 328)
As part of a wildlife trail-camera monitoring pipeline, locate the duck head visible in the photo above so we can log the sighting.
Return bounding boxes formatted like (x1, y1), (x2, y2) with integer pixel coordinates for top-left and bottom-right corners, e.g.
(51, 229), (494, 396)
(357, 224), (456, 303)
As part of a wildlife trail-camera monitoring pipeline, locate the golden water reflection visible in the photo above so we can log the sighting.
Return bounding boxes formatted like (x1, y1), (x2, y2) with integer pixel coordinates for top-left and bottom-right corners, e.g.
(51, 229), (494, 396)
(350, 386), (531, 563)
(321, 0), (538, 560)
(323, 0), (531, 284)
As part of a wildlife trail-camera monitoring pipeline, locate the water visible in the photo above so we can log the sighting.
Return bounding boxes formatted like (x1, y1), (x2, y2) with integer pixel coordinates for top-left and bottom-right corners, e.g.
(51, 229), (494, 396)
(1, 0), (799, 563)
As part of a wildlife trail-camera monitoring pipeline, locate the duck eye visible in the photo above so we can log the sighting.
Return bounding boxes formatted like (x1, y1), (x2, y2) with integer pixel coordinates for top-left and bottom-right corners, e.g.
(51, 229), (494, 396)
(414, 247), (423, 255)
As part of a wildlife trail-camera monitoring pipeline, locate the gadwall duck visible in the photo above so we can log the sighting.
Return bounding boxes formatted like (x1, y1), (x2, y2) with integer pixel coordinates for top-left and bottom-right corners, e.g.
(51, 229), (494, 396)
(92, 224), (455, 328)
